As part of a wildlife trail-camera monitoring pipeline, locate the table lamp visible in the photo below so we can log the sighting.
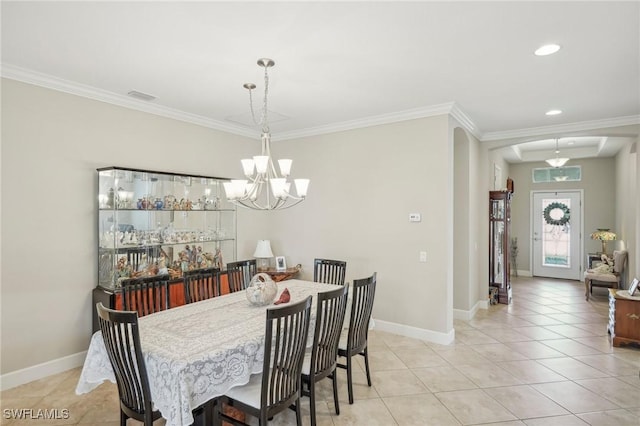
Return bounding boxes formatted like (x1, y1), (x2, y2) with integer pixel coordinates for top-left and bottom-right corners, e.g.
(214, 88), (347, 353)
(253, 240), (274, 271)
(590, 229), (616, 254)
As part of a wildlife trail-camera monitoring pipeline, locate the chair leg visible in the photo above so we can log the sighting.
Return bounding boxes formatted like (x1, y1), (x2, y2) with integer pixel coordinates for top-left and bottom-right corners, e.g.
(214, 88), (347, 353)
(295, 399), (303, 426)
(585, 278), (590, 301)
(331, 371), (340, 415)
(363, 347), (372, 387)
(120, 411), (127, 426)
(309, 379), (317, 426)
(346, 354), (354, 404)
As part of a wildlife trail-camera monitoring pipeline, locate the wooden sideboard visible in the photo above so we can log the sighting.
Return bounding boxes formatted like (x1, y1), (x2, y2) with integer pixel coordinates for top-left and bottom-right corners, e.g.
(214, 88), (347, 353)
(608, 289), (640, 348)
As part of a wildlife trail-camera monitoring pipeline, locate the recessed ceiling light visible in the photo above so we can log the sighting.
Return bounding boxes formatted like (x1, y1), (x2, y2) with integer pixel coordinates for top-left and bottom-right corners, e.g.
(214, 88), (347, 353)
(545, 109), (563, 116)
(535, 44), (561, 56)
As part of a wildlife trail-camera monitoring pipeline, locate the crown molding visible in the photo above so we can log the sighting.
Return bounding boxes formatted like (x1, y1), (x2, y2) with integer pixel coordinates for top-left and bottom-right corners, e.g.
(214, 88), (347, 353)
(6, 64), (634, 144)
(481, 115), (640, 141)
(275, 102), (460, 141)
(1, 64), (257, 139)
(449, 104), (482, 140)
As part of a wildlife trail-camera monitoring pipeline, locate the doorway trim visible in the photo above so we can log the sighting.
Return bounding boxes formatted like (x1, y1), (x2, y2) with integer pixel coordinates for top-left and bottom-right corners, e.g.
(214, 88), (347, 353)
(529, 189), (585, 280)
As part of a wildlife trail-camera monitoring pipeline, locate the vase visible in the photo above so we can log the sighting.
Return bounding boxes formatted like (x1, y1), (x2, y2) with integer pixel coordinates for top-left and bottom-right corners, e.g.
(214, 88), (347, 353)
(245, 273), (277, 306)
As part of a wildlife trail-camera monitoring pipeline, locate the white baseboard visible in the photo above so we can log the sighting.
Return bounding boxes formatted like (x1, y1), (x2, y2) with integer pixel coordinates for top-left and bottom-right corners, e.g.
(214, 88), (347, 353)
(512, 270), (532, 277)
(374, 319), (455, 345)
(1, 351), (87, 391)
(453, 299), (488, 321)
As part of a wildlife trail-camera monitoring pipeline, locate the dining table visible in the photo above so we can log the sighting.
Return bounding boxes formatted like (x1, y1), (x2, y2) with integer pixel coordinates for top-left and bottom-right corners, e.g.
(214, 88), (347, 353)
(75, 279), (339, 426)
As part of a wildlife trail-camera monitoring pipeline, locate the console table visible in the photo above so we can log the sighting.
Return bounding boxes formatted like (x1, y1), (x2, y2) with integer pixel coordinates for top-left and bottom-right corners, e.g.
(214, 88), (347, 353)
(261, 266), (301, 282)
(608, 289), (640, 348)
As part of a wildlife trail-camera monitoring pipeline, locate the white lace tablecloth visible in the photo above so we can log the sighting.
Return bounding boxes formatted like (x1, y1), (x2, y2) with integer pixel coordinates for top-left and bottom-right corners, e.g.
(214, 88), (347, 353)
(76, 280), (338, 426)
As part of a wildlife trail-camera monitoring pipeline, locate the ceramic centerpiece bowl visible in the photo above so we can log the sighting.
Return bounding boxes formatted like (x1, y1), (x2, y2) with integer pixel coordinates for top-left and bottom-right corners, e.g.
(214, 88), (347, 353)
(245, 273), (277, 306)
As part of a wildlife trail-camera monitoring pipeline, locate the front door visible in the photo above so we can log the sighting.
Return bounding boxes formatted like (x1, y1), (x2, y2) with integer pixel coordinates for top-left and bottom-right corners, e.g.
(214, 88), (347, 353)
(532, 191), (582, 280)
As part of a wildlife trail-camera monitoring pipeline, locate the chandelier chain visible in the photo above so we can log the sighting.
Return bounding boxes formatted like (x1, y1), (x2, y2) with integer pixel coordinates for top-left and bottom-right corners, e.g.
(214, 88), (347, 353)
(262, 65), (269, 133)
(247, 87), (259, 127)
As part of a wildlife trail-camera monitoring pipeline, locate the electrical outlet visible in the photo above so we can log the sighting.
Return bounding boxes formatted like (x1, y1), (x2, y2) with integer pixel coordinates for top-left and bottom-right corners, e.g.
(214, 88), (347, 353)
(419, 251), (427, 262)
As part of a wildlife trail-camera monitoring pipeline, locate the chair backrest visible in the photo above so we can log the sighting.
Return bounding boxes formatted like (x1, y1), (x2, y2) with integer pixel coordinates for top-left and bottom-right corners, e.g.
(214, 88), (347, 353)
(227, 259), (257, 293)
(345, 273), (377, 355)
(96, 302), (153, 420)
(262, 296), (312, 417)
(310, 284), (349, 380)
(120, 274), (170, 317)
(183, 267), (221, 303)
(313, 258), (347, 285)
(613, 250), (628, 274)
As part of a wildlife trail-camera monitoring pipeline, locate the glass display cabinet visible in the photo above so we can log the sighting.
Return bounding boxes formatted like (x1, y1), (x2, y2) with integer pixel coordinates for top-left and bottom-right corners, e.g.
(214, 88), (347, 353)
(489, 190), (512, 304)
(97, 167), (236, 289)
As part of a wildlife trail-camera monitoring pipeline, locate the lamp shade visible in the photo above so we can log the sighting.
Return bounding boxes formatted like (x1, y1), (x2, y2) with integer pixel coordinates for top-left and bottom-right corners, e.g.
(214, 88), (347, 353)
(590, 229), (617, 241)
(545, 157), (569, 168)
(253, 240), (274, 258)
(590, 229), (616, 254)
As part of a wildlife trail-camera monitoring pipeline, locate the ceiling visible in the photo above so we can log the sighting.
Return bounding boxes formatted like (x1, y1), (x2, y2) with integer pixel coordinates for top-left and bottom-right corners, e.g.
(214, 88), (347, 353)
(2, 2), (639, 161)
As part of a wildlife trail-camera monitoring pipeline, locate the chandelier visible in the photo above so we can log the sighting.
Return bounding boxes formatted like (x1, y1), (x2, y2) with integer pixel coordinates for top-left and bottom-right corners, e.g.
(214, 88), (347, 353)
(545, 138), (569, 168)
(223, 58), (309, 210)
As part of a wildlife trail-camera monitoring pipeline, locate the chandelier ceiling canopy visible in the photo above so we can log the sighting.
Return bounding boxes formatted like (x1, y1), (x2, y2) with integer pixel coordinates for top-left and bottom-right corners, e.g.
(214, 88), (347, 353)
(223, 58), (309, 210)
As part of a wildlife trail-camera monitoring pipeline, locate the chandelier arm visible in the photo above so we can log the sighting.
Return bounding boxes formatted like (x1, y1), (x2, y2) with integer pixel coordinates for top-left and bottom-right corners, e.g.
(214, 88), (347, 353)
(232, 193), (303, 210)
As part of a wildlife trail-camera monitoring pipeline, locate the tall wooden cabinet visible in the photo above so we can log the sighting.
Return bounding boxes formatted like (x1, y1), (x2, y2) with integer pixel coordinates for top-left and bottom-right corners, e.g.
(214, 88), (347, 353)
(489, 190), (512, 304)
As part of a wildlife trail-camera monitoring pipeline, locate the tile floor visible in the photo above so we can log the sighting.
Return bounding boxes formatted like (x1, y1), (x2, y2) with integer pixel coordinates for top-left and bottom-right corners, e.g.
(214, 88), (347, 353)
(1, 276), (639, 425)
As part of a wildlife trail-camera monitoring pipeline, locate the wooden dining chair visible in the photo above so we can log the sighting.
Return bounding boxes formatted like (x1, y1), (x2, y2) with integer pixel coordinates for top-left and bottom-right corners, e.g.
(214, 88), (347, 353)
(226, 259), (257, 293)
(313, 258), (347, 285)
(337, 272), (377, 404)
(120, 274), (170, 317)
(96, 302), (162, 426)
(214, 296), (312, 426)
(302, 284), (349, 426)
(183, 267), (221, 304)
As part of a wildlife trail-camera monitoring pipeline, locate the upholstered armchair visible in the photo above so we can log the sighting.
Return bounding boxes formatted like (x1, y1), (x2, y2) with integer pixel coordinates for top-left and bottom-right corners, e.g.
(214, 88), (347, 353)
(584, 250), (628, 301)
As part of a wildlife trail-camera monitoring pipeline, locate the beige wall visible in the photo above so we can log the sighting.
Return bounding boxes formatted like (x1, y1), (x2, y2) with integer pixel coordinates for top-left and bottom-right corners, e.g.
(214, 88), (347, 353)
(507, 158), (616, 274)
(615, 140), (638, 281)
(2, 79), (457, 379)
(0, 79), (261, 374)
(453, 126), (487, 314)
(257, 115), (454, 334)
(488, 149), (510, 191)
